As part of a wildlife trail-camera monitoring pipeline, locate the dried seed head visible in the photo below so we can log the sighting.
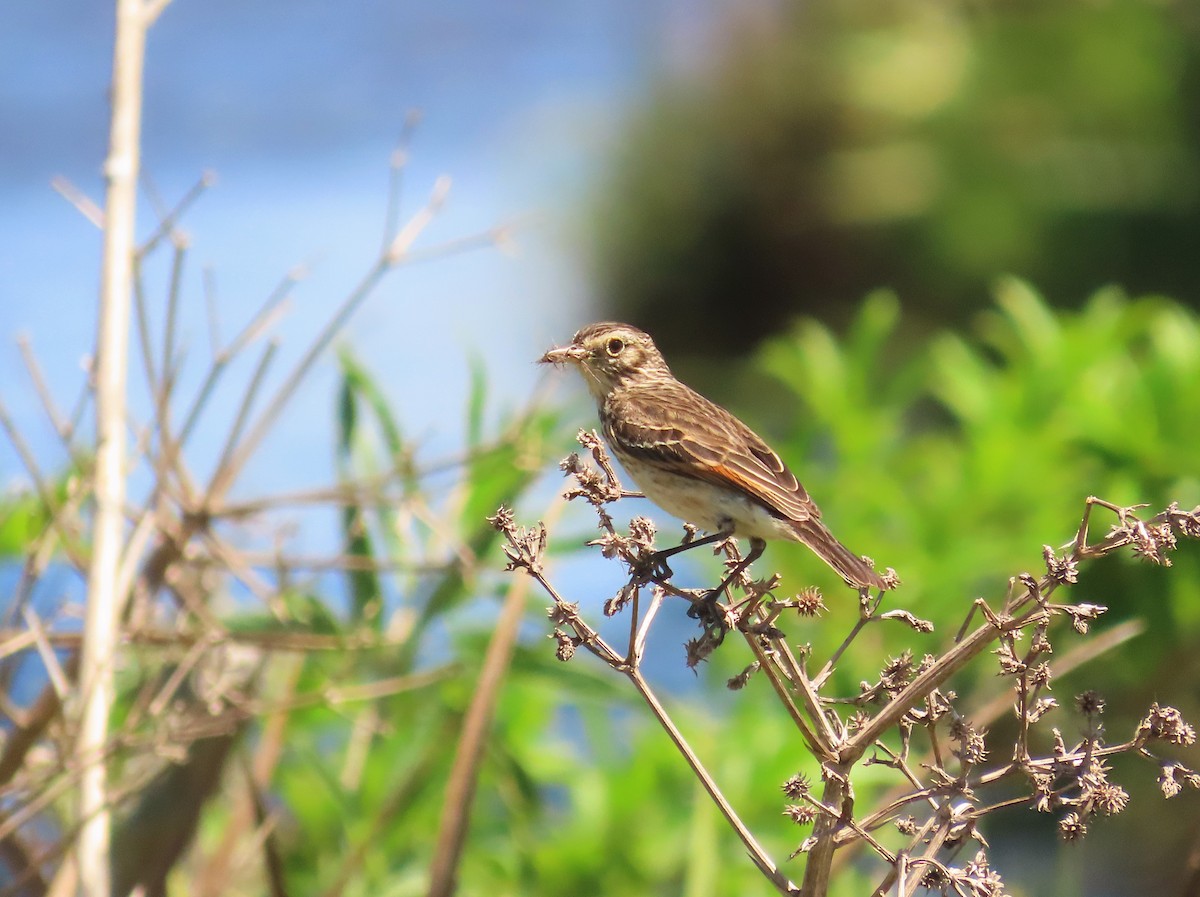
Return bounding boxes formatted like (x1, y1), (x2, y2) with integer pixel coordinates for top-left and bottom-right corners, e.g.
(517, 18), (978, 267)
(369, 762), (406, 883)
(1027, 697), (1058, 724)
(487, 505), (515, 532)
(995, 642), (1026, 675)
(1159, 765), (1182, 799)
(727, 662), (759, 691)
(1043, 545), (1079, 584)
(1031, 773), (1056, 812)
(794, 586), (826, 617)
(783, 804), (817, 825)
(1142, 703), (1197, 745)
(1075, 690), (1105, 716)
(782, 773), (811, 799)
(1058, 812), (1088, 842)
(1031, 622), (1053, 655)
(951, 719), (989, 766)
(1065, 603), (1107, 635)
(962, 852), (1007, 897)
(895, 815), (918, 835)
(880, 651), (915, 692)
(627, 515), (657, 546)
(550, 629), (578, 662)
(546, 601), (580, 626)
(1029, 662), (1053, 689)
(1093, 782), (1129, 816)
(1168, 503), (1200, 538)
(603, 582), (637, 617)
(685, 634), (718, 670)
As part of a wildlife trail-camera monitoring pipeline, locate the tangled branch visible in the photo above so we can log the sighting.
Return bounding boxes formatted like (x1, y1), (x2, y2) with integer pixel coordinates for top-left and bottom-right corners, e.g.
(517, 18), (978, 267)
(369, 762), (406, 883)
(493, 431), (1200, 897)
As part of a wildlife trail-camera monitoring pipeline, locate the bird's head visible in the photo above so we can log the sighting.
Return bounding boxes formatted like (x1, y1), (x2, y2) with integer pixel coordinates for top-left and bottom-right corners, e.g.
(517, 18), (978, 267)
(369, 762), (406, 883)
(539, 322), (672, 399)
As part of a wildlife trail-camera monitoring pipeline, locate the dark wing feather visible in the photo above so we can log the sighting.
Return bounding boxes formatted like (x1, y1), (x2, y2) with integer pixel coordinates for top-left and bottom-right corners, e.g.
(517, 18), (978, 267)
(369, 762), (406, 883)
(603, 380), (819, 523)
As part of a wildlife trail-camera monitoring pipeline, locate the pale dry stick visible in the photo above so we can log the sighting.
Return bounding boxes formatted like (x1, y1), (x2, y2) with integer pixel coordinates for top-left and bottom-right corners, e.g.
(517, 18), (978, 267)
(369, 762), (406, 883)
(208, 340), (280, 500)
(378, 110), (422, 257)
(628, 667), (799, 895)
(135, 169), (214, 260)
(393, 225), (513, 267)
(767, 635), (840, 756)
(198, 530), (278, 616)
(633, 587), (666, 666)
(798, 766), (851, 897)
(427, 495), (567, 897)
(16, 335), (77, 452)
(19, 608), (71, 700)
(842, 615), (1016, 764)
(0, 630), (39, 664)
(50, 176), (105, 228)
(898, 812), (960, 897)
(969, 618), (1144, 728)
(211, 178), (464, 501)
(426, 558), (536, 897)
(742, 635), (827, 759)
(812, 593), (885, 688)
(160, 237), (186, 379)
(144, 632), (221, 719)
(133, 272), (162, 401)
(0, 772), (79, 845)
(234, 666), (457, 717)
(232, 551), (449, 574)
(176, 266), (300, 453)
(0, 627), (396, 654)
(113, 509), (159, 622)
(78, 3), (161, 893)
(197, 658), (303, 897)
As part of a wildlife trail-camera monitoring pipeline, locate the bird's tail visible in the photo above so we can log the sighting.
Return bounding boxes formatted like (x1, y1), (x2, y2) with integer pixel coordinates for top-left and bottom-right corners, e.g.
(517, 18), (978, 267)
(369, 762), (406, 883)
(788, 517), (893, 591)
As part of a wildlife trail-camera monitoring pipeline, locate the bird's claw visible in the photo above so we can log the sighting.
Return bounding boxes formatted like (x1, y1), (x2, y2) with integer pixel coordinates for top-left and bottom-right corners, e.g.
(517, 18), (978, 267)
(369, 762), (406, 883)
(687, 589), (730, 646)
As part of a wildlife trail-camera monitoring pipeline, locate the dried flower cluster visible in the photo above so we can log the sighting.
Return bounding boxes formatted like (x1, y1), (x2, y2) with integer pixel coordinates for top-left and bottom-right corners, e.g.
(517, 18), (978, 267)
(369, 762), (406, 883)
(492, 433), (1200, 896)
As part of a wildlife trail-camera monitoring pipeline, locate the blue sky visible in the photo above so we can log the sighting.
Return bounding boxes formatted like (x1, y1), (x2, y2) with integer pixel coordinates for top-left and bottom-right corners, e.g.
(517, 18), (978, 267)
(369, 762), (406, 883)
(0, 2), (745, 509)
(0, 2), (774, 641)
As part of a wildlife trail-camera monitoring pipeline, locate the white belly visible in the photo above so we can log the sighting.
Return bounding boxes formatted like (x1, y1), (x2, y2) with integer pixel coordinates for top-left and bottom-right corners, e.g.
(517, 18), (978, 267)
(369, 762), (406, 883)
(616, 453), (794, 542)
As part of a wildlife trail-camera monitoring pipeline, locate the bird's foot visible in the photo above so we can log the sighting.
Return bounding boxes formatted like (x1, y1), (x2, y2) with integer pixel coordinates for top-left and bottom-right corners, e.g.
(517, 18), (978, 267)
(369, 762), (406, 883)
(642, 550), (674, 582)
(687, 588), (730, 646)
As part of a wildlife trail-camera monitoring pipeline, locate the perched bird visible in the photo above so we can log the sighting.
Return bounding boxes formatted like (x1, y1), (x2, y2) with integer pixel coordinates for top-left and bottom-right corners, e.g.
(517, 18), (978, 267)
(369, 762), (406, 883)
(539, 322), (892, 593)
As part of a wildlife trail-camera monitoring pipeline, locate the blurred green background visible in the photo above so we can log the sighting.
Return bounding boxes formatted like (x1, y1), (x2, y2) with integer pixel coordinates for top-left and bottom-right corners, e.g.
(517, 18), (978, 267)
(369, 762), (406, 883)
(593, 1), (1200, 361)
(3, 1), (1200, 896)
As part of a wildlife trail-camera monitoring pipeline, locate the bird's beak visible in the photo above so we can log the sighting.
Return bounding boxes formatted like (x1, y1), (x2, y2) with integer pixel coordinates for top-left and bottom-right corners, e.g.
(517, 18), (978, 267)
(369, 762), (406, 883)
(538, 343), (588, 366)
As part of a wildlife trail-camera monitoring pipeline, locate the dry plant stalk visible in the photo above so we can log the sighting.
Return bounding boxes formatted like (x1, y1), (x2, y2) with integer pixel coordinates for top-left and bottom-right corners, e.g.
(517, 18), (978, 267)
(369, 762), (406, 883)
(493, 430), (1200, 897)
(0, 117), (518, 893)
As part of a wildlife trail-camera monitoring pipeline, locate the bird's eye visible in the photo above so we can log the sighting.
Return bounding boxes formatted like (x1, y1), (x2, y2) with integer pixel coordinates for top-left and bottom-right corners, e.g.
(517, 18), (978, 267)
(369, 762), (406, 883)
(605, 337), (625, 357)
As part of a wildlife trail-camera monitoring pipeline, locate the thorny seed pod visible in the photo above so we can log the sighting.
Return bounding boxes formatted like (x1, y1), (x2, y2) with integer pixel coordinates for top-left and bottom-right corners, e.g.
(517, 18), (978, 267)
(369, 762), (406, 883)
(794, 586), (826, 616)
(1142, 703), (1197, 745)
(781, 773), (811, 799)
(1092, 782), (1129, 816)
(1043, 544), (1079, 584)
(1058, 812), (1088, 841)
(546, 600), (580, 626)
(783, 804), (817, 825)
(727, 662), (759, 691)
(551, 629), (579, 662)
(1160, 764), (1184, 798)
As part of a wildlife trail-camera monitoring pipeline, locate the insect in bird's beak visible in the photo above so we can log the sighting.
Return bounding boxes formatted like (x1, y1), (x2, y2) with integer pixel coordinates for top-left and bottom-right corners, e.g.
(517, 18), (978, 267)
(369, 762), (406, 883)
(538, 343), (588, 366)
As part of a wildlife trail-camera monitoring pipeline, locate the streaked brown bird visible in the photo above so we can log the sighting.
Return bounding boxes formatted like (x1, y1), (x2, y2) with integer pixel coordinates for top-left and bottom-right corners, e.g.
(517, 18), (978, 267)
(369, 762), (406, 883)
(539, 322), (892, 593)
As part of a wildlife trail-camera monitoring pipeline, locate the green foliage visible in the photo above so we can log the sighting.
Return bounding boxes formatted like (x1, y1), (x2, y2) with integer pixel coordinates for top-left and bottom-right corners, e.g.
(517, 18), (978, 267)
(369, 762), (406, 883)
(474, 284), (1200, 896)
(77, 293), (1200, 896)
(593, 0), (1200, 354)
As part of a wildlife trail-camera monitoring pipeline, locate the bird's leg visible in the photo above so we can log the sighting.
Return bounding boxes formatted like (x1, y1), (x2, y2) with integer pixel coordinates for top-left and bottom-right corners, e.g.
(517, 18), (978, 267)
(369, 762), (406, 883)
(646, 527), (730, 580)
(687, 537), (766, 642)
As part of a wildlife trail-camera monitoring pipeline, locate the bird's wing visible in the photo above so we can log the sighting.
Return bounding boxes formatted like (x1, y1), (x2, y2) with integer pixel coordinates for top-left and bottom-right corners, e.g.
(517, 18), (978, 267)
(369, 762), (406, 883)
(604, 381), (819, 523)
